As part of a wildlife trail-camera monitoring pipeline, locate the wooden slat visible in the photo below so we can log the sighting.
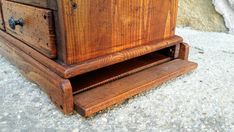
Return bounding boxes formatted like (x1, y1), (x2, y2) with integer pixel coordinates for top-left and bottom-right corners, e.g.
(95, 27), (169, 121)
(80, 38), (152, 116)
(2, 1), (56, 58)
(74, 59), (198, 117)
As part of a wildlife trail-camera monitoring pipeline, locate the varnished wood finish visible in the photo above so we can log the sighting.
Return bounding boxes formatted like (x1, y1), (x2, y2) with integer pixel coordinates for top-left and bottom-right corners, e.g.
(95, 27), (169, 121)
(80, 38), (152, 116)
(0, 0), (4, 30)
(179, 43), (190, 60)
(0, 0), (198, 117)
(0, 30), (182, 78)
(74, 59), (198, 117)
(174, 44), (181, 58)
(0, 35), (73, 114)
(0, 30), (66, 76)
(58, 0), (179, 64)
(7, 0), (57, 10)
(71, 53), (172, 94)
(2, 0), (56, 58)
(0, 32), (197, 116)
(64, 36), (182, 77)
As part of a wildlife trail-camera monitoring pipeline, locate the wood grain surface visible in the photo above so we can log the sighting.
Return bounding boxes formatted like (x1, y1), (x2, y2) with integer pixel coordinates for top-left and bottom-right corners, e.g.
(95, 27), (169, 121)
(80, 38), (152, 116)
(7, 0), (57, 10)
(0, 34), (73, 115)
(74, 59), (198, 117)
(179, 43), (190, 60)
(0, 0), (198, 117)
(71, 53), (172, 94)
(0, 30), (183, 78)
(2, 0), (57, 58)
(58, 0), (179, 64)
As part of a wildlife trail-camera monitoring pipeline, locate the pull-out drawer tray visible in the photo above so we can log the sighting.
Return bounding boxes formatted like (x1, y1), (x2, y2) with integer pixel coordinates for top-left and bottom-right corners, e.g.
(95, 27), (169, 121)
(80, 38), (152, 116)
(73, 59), (197, 117)
(0, 31), (197, 116)
(2, 1), (56, 58)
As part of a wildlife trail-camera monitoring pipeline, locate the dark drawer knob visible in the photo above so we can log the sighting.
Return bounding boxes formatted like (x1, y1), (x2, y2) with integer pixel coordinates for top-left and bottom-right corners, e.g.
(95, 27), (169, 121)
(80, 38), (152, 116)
(8, 17), (24, 30)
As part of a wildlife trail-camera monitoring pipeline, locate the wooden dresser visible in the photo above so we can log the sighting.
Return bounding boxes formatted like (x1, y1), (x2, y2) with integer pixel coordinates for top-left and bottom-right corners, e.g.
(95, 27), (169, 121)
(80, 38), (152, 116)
(0, 0), (197, 117)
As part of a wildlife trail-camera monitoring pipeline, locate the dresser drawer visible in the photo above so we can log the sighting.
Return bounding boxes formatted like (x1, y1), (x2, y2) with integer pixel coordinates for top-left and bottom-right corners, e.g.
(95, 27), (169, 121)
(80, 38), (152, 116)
(6, 0), (57, 10)
(2, 0), (56, 58)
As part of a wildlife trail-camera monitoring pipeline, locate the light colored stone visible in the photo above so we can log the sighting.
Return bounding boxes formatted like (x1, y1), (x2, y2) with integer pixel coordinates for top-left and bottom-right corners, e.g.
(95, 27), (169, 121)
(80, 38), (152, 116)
(228, 0), (234, 8)
(177, 0), (228, 32)
(213, 0), (234, 34)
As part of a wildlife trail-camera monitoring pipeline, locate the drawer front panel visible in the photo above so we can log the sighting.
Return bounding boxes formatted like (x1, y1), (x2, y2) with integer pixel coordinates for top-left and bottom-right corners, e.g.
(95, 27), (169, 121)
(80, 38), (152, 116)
(7, 0), (57, 10)
(2, 1), (56, 58)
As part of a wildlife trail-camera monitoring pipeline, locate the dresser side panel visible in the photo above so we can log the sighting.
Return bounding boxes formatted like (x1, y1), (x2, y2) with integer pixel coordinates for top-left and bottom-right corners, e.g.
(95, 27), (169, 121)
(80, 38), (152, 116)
(59, 0), (179, 64)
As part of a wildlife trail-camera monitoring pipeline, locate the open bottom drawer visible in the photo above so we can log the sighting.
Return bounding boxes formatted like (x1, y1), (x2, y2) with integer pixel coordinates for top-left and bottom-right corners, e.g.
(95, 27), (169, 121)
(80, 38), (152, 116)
(0, 33), (197, 116)
(73, 59), (197, 117)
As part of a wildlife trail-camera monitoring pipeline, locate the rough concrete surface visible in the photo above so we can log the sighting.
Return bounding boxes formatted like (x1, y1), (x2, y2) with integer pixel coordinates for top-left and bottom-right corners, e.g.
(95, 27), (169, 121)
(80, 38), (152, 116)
(0, 28), (234, 131)
(178, 0), (228, 32)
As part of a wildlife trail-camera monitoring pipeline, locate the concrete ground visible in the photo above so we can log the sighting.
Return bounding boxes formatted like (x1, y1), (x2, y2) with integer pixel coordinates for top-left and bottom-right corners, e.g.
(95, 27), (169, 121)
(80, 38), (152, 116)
(0, 28), (233, 132)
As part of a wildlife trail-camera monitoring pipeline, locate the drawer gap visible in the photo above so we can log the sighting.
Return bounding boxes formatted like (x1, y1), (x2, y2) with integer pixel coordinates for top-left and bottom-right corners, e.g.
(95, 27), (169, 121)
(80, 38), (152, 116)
(70, 46), (179, 95)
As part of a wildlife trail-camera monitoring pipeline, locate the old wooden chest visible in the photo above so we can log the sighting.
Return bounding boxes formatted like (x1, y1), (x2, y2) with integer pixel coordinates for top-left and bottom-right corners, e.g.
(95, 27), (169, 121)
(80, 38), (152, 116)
(0, 0), (197, 117)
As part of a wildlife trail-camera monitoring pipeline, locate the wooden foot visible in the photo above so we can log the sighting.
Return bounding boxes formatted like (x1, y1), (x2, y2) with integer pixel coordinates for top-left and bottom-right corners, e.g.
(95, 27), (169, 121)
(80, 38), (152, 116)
(179, 43), (190, 60)
(0, 36), (74, 115)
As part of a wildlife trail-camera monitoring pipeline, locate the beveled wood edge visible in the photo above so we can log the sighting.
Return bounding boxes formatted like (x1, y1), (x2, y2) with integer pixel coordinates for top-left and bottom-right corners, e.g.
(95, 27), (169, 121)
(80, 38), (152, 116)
(65, 36), (183, 77)
(72, 54), (172, 95)
(0, 30), (183, 78)
(54, 0), (67, 63)
(74, 59), (198, 117)
(0, 35), (74, 115)
(179, 42), (190, 60)
(60, 80), (74, 114)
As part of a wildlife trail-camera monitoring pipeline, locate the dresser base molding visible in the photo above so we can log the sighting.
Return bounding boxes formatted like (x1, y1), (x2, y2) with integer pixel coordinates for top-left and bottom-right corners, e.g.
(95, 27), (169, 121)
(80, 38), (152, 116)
(0, 30), (183, 79)
(0, 32), (197, 117)
(0, 36), (74, 114)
